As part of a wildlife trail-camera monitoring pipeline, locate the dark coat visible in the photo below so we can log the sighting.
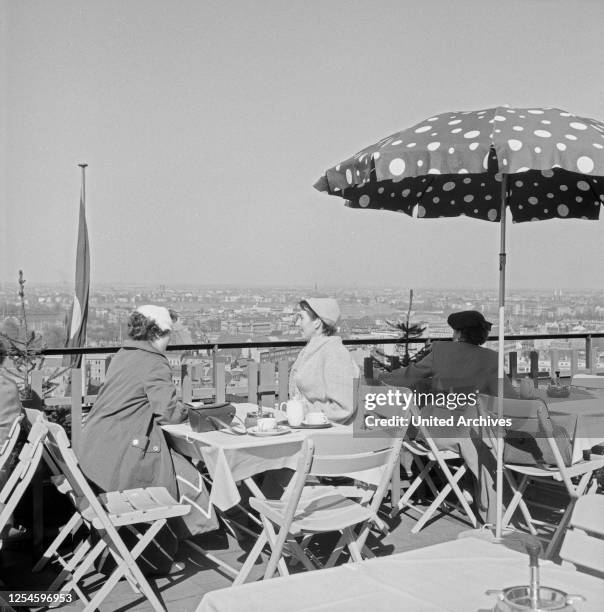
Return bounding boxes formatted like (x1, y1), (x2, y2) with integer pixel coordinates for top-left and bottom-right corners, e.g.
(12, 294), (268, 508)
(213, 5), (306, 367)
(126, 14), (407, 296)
(0, 372), (22, 446)
(78, 340), (187, 498)
(380, 341), (517, 397)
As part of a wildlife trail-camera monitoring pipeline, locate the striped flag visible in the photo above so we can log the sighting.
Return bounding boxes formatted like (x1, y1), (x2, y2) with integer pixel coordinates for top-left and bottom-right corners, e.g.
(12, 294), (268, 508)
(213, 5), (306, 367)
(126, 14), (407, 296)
(64, 173), (90, 368)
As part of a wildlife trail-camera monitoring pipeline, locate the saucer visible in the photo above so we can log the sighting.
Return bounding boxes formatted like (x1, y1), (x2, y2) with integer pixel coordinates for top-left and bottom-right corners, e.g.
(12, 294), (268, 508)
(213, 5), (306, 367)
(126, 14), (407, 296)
(291, 421), (332, 429)
(248, 425), (291, 437)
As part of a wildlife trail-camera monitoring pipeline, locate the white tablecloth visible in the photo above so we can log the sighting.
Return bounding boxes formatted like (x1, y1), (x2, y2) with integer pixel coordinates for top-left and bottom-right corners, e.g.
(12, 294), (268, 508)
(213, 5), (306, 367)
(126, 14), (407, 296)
(163, 403), (353, 510)
(196, 537), (604, 612)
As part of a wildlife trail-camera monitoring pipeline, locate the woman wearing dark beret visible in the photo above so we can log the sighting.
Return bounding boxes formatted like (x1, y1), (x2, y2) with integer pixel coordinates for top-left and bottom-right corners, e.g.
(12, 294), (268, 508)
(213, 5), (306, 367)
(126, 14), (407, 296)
(380, 310), (516, 397)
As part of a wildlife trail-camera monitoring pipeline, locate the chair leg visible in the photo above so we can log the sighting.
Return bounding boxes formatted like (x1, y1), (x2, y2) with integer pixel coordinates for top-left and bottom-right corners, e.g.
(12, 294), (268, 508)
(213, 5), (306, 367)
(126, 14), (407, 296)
(502, 474), (529, 528)
(233, 530), (268, 586)
(344, 528), (363, 563)
(397, 458), (436, 510)
(33, 512), (82, 572)
(544, 499), (576, 560)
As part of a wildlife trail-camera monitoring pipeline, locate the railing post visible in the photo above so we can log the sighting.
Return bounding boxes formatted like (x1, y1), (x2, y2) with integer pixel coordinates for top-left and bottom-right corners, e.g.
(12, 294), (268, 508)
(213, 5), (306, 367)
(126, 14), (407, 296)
(215, 363), (226, 403)
(550, 349), (559, 377)
(508, 351), (517, 381)
(181, 363), (192, 403)
(212, 345), (218, 388)
(247, 361), (259, 403)
(585, 335), (592, 371)
(70, 368), (83, 450)
(570, 349), (578, 376)
(529, 350), (539, 387)
(277, 359), (289, 405)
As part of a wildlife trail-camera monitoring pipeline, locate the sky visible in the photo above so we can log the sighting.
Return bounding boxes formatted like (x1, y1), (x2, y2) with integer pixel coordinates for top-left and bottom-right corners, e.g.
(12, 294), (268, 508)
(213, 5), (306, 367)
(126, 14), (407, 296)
(2, 0), (603, 291)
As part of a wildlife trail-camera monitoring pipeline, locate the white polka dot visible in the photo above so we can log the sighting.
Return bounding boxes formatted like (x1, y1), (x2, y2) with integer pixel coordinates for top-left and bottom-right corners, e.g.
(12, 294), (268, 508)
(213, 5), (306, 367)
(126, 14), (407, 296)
(391, 139), (402, 146)
(433, 197), (440, 203)
(469, 142), (479, 151)
(515, 180), (523, 187)
(544, 209), (548, 213)
(473, 208), (478, 213)
(560, 112), (571, 117)
(557, 204), (569, 217)
(482, 152), (490, 169)
(503, 159), (508, 166)
(517, 167), (530, 172)
(542, 170), (554, 178)
(464, 194), (474, 203)
(345, 169), (353, 183)
(488, 209), (498, 221)
(428, 117), (439, 122)
(565, 134), (578, 141)
(448, 147), (455, 154)
(458, 169), (469, 174)
(547, 193), (554, 198)
(494, 129), (502, 134)
(443, 182), (456, 191)
(513, 126), (524, 131)
(415, 125), (431, 133)
(534, 147), (542, 153)
(417, 206), (426, 217)
(359, 195), (371, 207)
(417, 160), (424, 167)
(534, 130), (551, 138)
(390, 193), (395, 197)
(451, 128), (462, 134)
(494, 115), (506, 122)
(464, 130), (480, 139)
(402, 188), (411, 197)
(448, 119), (462, 125)
(378, 187), (384, 194)
(335, 164), (341, 171)
(463, 178), (472, 184)
(494, 173), (503, 182)
(528, 109), (544, 114)
(555, 143), (566, 152)
(373, 152), (380, 159)
(530, 217), (539, 222)
(485, 195), (492, 200)
(518, 205), (523, 209)
(426, 186), (433, 192)
(541, 120), (551, 125)
(577, 180), (590, 191)
(570, 122), (587, 130)
(427, 142), (440, 151)
(560, 185), (568, 191)
(508, 139), (523, 151)
(577, 156), (594, 173)
(594, 143), (604, 150)
(528, 197), (538, 205)
(427, 168), (441, 174)
(576, 196), (583, 203)
(431, 132), (437, 136)
(389, 158), (406, 176)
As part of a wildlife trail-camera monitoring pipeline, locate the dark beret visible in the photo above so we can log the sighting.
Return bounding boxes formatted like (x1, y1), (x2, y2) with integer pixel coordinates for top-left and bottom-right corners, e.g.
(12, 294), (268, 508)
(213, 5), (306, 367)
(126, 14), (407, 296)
(447, 310), (492, 331)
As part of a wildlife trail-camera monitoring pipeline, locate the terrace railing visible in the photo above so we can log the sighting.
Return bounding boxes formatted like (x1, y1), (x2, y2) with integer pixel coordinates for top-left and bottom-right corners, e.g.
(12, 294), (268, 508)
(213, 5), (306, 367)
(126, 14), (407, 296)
(30, 332), (604, 448)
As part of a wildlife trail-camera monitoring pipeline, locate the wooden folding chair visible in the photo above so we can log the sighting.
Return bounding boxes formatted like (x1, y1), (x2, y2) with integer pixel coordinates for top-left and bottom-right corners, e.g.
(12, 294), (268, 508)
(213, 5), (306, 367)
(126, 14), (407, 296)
(0, 419), (46, 541)
(479, 395), (604, 560)
(559, 494), (604, 577)
(250, 433), (404, 580)
(41, 421), (191, 612)
(396, 403), (477, 533)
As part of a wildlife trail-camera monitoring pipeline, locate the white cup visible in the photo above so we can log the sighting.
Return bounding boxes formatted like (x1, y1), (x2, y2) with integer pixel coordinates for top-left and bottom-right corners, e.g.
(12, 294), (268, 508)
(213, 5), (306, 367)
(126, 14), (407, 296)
(257, 417), (277, 432)
(305, 412), (328, 426)
(280, 399), (305, 427)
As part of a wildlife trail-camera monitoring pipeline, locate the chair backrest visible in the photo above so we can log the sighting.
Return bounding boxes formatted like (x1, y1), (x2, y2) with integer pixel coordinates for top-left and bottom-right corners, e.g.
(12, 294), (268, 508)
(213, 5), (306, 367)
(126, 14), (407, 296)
(0, 419), (46, 533)
(0, 414), (24, 472)
(559, 495), (604, 576)
(571, 374), (604, 389)
(478, 394), (576, 468)
(22, 407), (45, 427)
(308, 433), (404, 514)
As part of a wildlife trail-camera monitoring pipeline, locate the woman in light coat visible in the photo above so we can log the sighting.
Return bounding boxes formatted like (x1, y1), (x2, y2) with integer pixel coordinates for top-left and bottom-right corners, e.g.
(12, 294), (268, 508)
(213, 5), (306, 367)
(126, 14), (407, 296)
(289, 298), (359, 424)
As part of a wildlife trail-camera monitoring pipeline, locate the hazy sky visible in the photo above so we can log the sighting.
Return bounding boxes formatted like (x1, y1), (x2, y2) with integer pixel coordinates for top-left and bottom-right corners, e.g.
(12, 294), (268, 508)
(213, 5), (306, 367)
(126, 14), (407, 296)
(2, 0), (603, 291)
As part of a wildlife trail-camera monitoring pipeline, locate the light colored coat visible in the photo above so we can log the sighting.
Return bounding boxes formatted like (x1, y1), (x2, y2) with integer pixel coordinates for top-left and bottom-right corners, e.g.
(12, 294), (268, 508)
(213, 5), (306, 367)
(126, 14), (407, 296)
(0, 372), (22, 446)
(78, 340), (188, 498)
(289, 336), (360, 424)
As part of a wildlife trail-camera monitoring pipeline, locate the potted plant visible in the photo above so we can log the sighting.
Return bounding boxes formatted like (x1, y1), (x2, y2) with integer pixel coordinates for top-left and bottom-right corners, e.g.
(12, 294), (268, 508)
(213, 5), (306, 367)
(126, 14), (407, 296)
(386, 289), (426, 367)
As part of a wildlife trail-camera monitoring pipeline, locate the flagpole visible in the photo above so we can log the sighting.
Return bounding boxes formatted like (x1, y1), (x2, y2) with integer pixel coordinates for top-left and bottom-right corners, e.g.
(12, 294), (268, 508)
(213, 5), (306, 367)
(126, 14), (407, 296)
(78, 163), (88, 397)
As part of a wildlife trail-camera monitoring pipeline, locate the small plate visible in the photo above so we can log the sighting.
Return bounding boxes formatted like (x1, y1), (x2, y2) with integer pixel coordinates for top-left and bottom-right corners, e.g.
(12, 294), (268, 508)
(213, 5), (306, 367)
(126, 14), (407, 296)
(248, 425), (292, 437)
(291, 422), (333, 429)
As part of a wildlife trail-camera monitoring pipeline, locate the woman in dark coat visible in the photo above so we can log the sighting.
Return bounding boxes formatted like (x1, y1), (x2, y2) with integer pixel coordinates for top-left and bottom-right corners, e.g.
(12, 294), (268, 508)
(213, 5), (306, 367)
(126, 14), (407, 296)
(78, 305), (217, 574)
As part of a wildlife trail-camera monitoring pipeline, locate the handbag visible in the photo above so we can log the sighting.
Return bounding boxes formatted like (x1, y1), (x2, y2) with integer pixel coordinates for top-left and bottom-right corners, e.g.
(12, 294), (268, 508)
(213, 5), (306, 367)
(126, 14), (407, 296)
(187, 402), (236, 433)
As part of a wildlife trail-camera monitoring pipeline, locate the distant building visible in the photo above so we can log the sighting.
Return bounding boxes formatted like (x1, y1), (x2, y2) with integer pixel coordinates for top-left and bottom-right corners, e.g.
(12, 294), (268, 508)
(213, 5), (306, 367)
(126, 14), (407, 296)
(88, 354), (112, 385)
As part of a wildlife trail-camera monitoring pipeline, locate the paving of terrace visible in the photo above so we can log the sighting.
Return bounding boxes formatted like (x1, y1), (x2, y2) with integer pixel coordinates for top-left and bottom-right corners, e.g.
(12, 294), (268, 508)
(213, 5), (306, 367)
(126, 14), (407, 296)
(2, 488), (480, 612)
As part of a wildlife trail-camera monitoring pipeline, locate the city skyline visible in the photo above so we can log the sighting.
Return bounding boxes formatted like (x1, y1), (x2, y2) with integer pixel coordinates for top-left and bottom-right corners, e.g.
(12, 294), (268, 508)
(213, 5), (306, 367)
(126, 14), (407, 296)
(2, 1), (603, 290)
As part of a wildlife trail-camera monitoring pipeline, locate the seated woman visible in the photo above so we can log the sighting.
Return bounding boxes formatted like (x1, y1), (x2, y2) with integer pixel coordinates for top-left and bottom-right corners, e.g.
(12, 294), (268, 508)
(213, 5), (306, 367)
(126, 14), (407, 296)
(380, 310), (516, 397)
(78, 305), (217, 575)
(289, 298), (359, 424)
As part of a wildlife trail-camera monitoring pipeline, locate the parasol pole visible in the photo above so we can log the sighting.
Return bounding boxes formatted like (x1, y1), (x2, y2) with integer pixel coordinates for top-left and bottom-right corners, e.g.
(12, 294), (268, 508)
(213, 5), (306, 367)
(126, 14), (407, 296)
(495, 173), (508, 540)
(79, 163), (88, 398)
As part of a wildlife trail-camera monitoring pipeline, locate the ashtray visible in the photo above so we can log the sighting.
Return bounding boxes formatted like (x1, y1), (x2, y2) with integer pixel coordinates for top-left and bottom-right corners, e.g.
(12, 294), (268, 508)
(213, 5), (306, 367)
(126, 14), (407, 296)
(546, 385), (571, 398)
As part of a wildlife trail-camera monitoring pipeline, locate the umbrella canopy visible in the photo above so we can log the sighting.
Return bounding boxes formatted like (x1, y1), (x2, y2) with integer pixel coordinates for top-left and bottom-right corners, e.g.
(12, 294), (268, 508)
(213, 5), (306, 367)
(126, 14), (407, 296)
(314, 106), (604, 221)
(314, 105), (604, 540)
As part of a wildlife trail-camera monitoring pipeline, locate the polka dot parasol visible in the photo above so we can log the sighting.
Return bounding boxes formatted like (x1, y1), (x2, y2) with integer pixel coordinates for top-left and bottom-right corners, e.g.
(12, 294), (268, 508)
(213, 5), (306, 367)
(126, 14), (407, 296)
(314, 105), (604, 541)
(314, 106), (604, 222)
